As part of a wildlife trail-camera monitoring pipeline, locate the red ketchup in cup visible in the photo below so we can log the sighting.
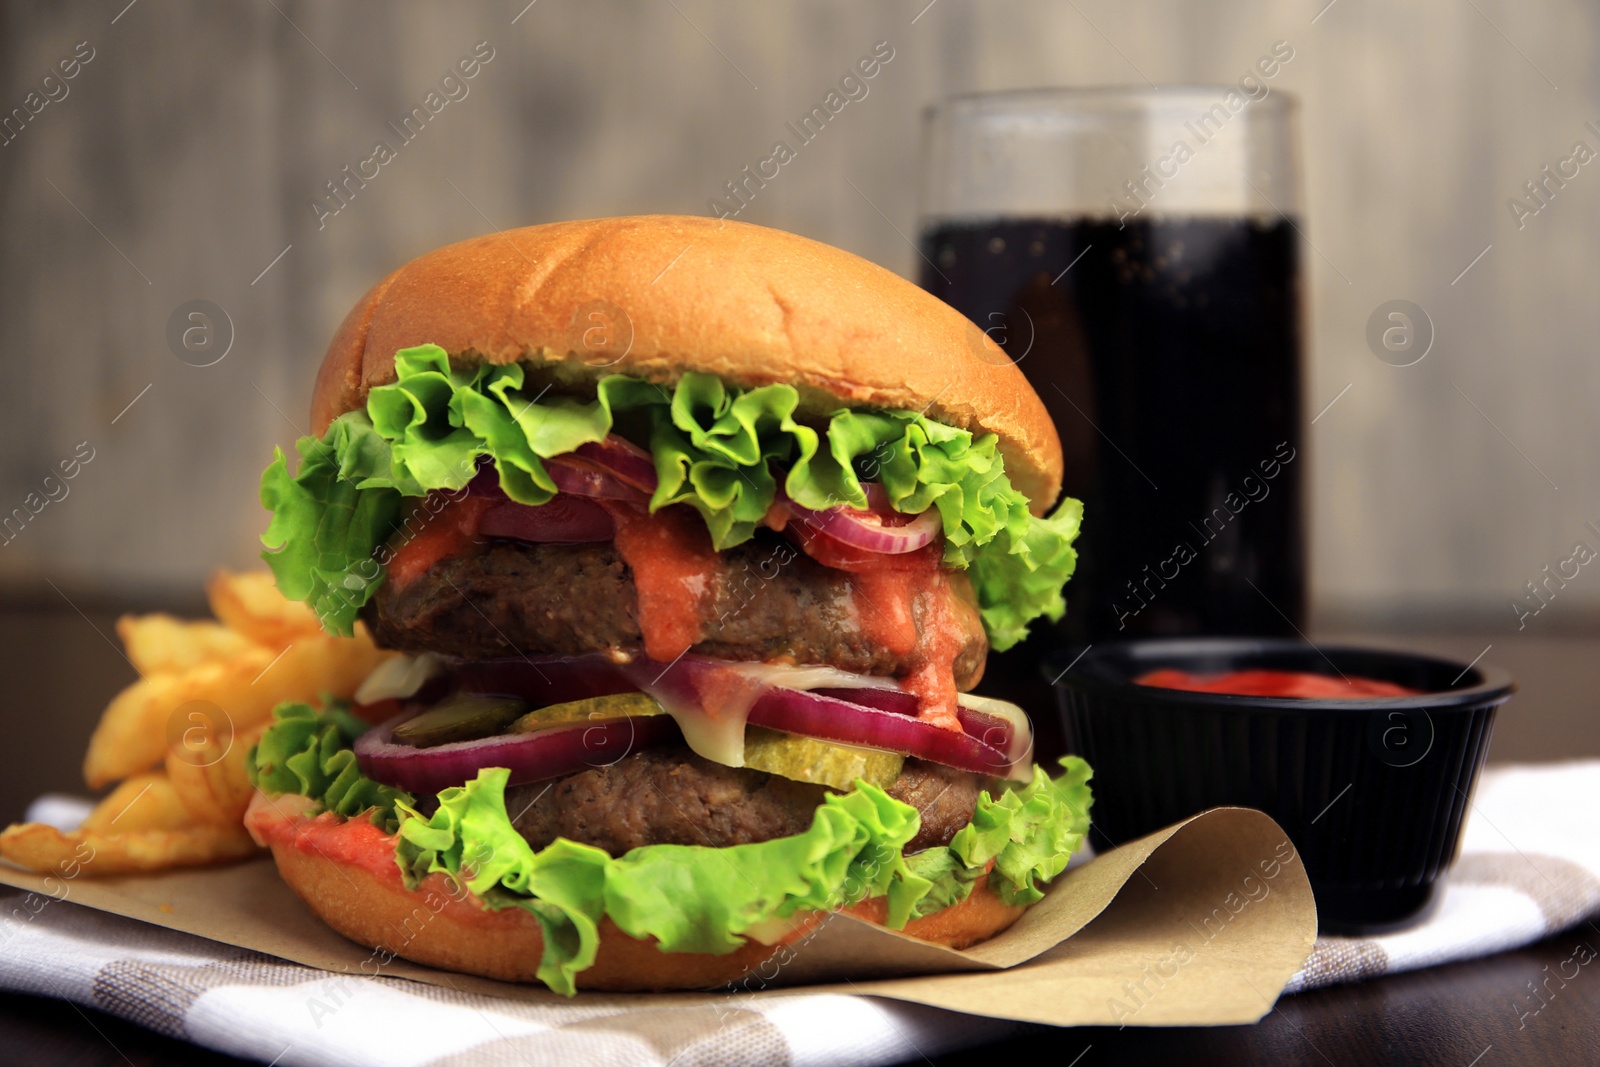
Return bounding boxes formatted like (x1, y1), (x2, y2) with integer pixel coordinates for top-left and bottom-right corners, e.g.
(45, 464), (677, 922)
(1135, 669), (1422, 699)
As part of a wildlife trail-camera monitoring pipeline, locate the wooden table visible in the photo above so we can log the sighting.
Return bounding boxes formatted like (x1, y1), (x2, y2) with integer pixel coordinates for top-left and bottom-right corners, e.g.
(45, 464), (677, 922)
(1, 601), (1596, 1064)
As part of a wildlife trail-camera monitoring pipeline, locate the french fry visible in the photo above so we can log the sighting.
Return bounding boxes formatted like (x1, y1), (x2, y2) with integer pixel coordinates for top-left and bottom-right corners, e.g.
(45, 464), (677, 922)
(207, 720), (271, 824)
(117, 615), (262, 675)
(166, 722), (268, 827)
(167, 755), (225, 828)
(47, 568), (394, 878)
(206, 570), (322, 647)
(82, 648), (272, 789)
(0, 821), (259, 876)
(80, 773), (192, 834)
(244, 626), (395, 721)
(83, 627), (392, 788)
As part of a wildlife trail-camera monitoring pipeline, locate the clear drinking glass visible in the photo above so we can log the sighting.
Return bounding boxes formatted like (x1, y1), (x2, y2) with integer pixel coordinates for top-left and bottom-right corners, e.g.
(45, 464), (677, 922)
(918, 87), (1306, 740)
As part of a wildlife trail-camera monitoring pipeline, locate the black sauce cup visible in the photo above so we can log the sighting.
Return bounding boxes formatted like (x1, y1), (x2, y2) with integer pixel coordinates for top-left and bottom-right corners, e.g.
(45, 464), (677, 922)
(1048, 638), (1515, 934)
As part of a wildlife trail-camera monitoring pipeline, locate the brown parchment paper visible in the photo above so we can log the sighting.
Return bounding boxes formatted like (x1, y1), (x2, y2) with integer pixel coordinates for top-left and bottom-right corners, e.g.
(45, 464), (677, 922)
(0, 806), (1315, 1027)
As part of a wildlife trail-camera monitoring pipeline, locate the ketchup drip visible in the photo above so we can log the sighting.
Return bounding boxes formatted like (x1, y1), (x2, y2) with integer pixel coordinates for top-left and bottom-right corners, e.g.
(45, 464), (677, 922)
(385, 493), (491, 590)
(611, 506), (973, 730)
(848, 568), (969, 732)
(606, 504), (721, 663)
(382, 475), (977, 735)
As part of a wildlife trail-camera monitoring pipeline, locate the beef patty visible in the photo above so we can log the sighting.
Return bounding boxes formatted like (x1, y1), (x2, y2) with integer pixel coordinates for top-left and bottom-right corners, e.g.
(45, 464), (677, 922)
(505, 745), (988, 856)
(364, 536), (987, 686)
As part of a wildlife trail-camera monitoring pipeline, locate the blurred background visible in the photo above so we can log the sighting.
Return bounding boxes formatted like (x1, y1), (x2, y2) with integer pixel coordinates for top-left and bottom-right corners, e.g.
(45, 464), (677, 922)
(1, 0), (1596, 815)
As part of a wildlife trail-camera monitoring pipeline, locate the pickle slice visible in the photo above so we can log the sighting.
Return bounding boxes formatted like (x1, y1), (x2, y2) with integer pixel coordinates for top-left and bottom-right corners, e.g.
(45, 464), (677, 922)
(391, 694), (527, 747)
(508, 692), (668, 732)
(506, 694), (903, 791)
(743, 726), (903, 791)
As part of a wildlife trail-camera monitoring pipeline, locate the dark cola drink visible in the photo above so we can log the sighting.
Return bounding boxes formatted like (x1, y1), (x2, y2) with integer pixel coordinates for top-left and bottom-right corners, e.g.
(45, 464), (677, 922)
(919, 216), (1305, 754)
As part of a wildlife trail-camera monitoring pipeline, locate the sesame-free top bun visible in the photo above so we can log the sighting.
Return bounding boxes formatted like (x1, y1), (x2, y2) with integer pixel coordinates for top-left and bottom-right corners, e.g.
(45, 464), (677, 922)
(311, 215), (1063, 510)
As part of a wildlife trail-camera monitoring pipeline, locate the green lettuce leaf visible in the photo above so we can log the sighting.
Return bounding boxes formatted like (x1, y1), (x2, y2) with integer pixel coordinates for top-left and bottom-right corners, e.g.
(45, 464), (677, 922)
(247, 701), (413, 830)
(250, 702), (1094, 997)
(896, 756), (1094, 919)
(392, 758), (1093, 994)
(971, 497), (1083, 652)
(393, 767), (926, 995)
(259, 417), (406, 637)
(260, 343), (1081, 647)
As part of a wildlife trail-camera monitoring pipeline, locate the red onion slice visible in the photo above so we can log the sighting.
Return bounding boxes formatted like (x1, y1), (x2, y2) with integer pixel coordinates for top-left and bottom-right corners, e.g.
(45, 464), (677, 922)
(431, 653), (1032, 783)
(954, 703), (1033, 771)
(621, 656), (1030, 778)
(748, 688), (1019, 776)
(808, 686), (918, 715)
(812, 687), (1024, 764)
(574, 435), (659, 493)
(807, 686), (1031, 769)
(783, 489), (942, 555)
(465, 466), (507, 498)
(464, 436), (654, 503)
(478, 496), (614, 543)
(544, 454), (652, 504)
(784, 521), (944, 573)
(354, 705), (681, 794)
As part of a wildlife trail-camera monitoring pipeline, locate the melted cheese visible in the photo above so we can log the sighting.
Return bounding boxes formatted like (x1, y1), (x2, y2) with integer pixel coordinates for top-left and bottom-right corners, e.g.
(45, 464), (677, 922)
(956, 692), (1035, 776)
(354, 652), (443, 704)
(634, 660), (904, 769)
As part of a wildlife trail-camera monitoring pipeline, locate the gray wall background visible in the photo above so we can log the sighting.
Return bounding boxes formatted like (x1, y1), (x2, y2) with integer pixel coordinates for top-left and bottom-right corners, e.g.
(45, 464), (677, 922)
(0, 0), (1596, 631)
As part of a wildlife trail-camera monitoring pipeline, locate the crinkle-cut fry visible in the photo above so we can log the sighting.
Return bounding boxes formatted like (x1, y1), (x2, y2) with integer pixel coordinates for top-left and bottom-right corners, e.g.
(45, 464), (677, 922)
(166, 721), (270, 827)
(206, 570), (322, 647)
(82, 647), (272, 790)
(0, 821), (260, 876)
(116, 614), (264, 675)
(23, 568), (393, 879)
(80, 773), (192, 834)
(83, 630), (391, 789)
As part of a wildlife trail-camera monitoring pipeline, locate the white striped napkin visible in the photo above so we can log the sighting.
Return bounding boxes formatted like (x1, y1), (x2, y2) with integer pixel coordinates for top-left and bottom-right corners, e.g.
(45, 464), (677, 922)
(2, 760), (1595, 1065)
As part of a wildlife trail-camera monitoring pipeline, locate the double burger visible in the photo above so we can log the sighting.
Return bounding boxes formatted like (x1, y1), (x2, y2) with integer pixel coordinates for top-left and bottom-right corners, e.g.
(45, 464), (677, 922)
(246, 215), (1091, 994)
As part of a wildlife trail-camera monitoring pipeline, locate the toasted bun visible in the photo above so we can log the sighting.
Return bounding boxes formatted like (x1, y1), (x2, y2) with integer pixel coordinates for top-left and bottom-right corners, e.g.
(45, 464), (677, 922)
(253, 800), (1023, 991)
(311, 215), (1062, 510)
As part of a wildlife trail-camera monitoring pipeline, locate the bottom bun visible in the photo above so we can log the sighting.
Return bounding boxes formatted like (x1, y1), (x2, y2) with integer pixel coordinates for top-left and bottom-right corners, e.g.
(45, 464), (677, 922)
(251, 795), (1024, 991)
